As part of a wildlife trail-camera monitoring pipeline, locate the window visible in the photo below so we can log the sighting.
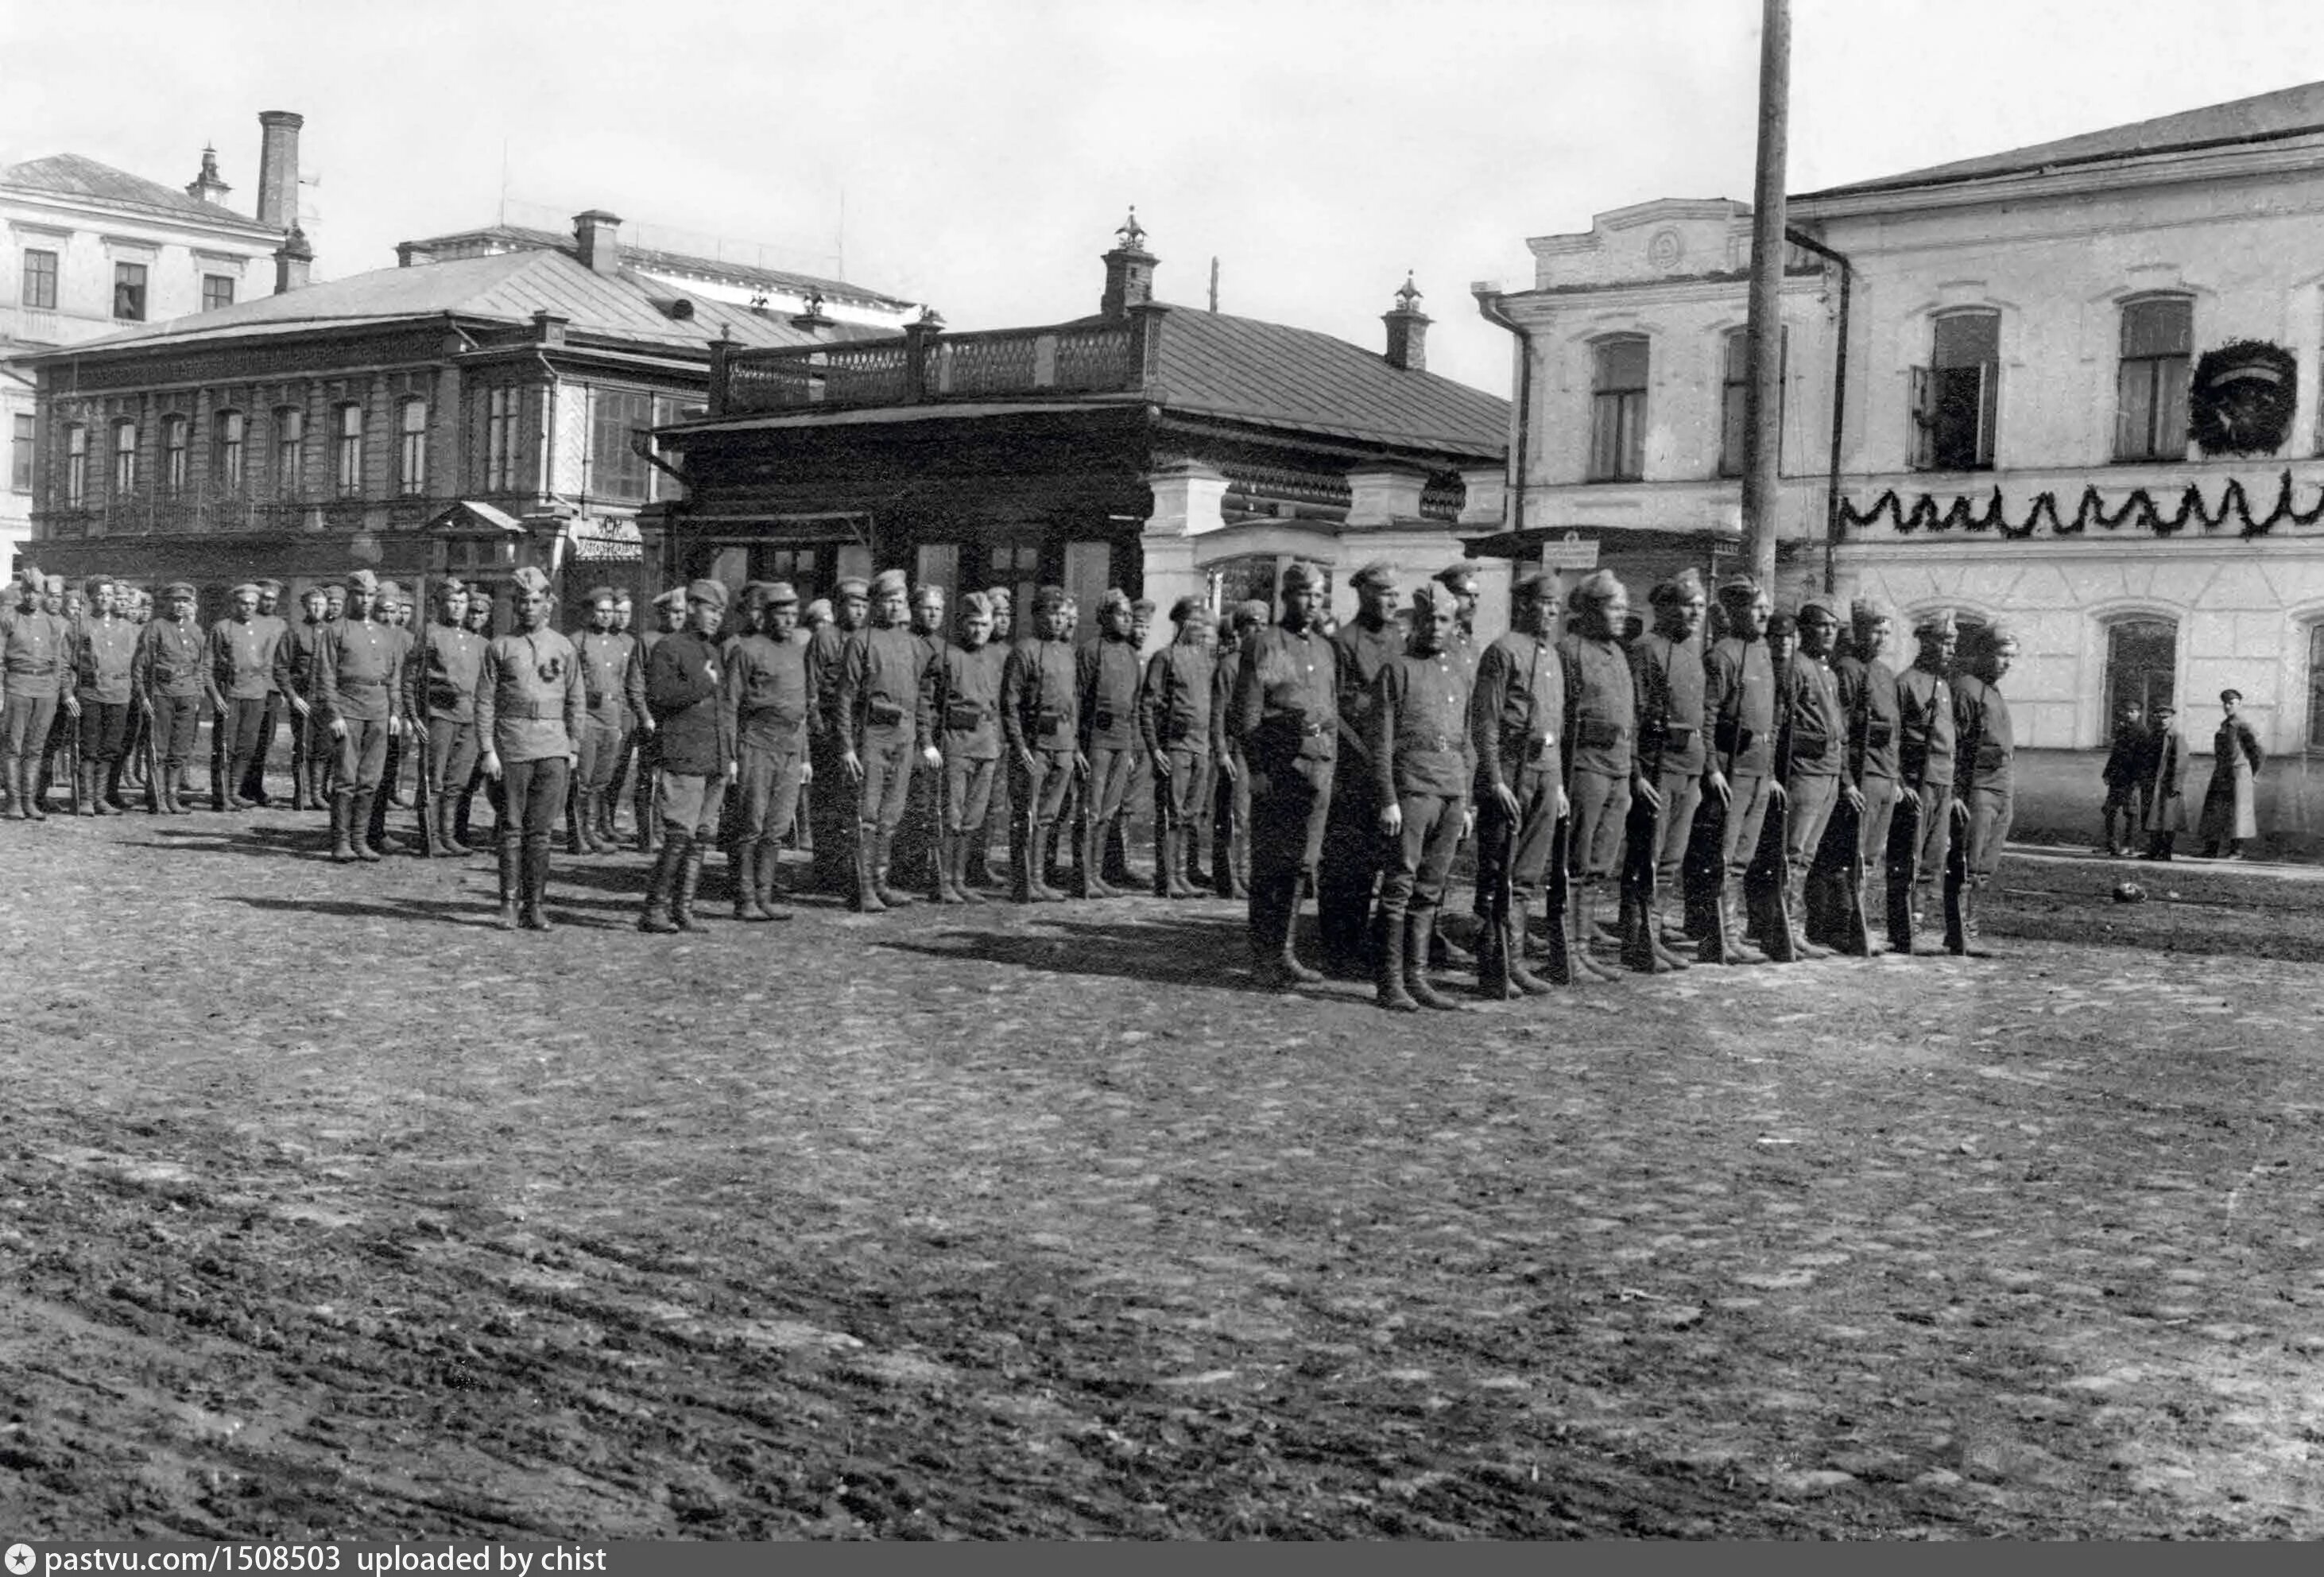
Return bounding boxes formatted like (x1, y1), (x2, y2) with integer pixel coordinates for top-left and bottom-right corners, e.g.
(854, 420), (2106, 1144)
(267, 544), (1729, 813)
(21, 248), (58, 310)
(758, 545), (820, 606)
(588, 386), (652, 501)
(2105, 618), (2177, 742)
(483, 386), (519, 491)
(334, 403), (363, 497)
(10, 413), (32, 493)
(2116, 296), (2192, 463)
(113, 262), (148, 322)
(215, 411), (246, 492)
(989, 538), (1042, 620)
(1587, 335), (1648, 482)
(274, 406), (304, 497)
(2310, 626), (2324, 751)
(649, 395), (702, 502)
(201, 273), (235, 312)
(64, 424), (87, 506)
(161, 415), (188, 493)
(397, 399), (428, 496)
(1718, 326), (1788, 478)
(1911, 309), (2000, 471)
(112, 421), (138, 493)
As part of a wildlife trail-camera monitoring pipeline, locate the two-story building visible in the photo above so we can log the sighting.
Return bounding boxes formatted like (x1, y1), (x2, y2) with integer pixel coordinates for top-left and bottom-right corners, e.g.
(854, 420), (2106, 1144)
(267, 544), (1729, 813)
(657, 215), (1512, 645)
(16, 209), (909, 622)
(2, 111), (298, 581)
(1482, 81), (2324, 852)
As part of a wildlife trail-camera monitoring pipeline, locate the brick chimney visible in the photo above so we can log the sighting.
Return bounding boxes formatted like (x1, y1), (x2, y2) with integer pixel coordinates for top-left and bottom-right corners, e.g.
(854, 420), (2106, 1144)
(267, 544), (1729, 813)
(184, 145), (230, 206)
(1100, 207), (1157, 320)
(273, 225), (313, 295)
(255, 110), (302, 234)
(1383, 274), (1430, 373)
(574, 210), (623, 274)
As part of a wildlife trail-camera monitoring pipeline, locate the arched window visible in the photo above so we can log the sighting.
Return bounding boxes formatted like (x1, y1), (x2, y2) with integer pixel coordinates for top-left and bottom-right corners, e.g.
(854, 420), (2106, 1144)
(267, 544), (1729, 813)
(214, 411), (246, 492)
(397, 399), (428, 497)
(274, 406), (304, 498)
(64, 424), (87, 507)
(161, 415), (188, 494)
(334, 403), (364, 498)
(2103, 616), (2177, 741)
(1588, 334), (1648, 482)
(1911, 308), (2000, 471)
(2115, 295), (2192, 462)
(2306, 623), (2324, 751)
(112, 420), (138, 494)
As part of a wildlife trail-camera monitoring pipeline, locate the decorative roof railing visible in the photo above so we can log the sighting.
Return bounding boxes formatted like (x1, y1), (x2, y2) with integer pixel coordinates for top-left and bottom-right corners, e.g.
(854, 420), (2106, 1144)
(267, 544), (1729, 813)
(711, 317), (1145, 416)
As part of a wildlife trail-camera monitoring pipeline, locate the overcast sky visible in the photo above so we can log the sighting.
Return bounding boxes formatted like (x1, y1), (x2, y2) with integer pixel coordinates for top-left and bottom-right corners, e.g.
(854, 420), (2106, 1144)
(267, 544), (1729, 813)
(7, 1), (2322, 395)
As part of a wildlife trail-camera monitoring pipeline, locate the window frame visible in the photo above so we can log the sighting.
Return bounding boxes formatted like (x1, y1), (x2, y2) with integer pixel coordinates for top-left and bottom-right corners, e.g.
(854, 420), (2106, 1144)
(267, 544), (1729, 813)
(1586, 333), (1649, 483)
(1911, 308), (2002, 473)
(200, 273), (236, 312)
(21, 248), (58, 310)
(587, 385), (653, 502)
(113, 262), (149, 322)
(214, 410), (246, 493)
(2113, 293), (2193, 463)
(161, 413), (189, 494)
(397, 397), (428, 498)
(274, 405), (305, 498)
(483, 385), (519, 493)
(2101, 614), (2179, 745)
(333, 401), (364, 498)
(112, 420), (138, 494)
(2308, 622), (2324, 754)
(64, 424), (88, 507)
(10, 413), (32, 493)
(1717, 325), (1789, 479)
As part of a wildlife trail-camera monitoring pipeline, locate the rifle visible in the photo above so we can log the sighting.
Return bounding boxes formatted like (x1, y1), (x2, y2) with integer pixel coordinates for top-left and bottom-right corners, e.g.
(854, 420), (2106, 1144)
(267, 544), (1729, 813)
(413, 572), (437, 858)
(1618, 640), (1668, 973)
(209, 695), (228, 812)
(1751, 653), (1798, 963)
(138, 697), (161, 815)
(66, 703), (83, 816)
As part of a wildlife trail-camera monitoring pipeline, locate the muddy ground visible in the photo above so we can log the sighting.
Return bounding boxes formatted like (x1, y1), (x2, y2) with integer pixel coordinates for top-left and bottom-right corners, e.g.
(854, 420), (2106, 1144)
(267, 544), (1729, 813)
(1, 807), (2319, 1538)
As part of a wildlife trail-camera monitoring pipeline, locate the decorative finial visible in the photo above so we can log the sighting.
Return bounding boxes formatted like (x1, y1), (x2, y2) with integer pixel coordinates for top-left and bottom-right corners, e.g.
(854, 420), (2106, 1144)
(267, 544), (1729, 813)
(1116, 207), (1145, 251)
(917, 304), (945, 329)
(200, 145), (220, 178)
(1395, 273), (1422, 312)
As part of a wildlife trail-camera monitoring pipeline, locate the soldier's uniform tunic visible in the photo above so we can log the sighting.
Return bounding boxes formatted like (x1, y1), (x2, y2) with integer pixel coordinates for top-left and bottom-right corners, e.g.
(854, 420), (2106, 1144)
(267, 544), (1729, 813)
(1372, 641), (1476, 930)
(835, 622), (933, 878)
(939, 638), (1003, 839)
(76, 612), (138, 778)
(1704, 634), (1778, 889)
(722, 630), (810, 854)
(1075, 630), (1144, 885)
(1318, 618), (1400, 969)
(209, 614), (286, 802)
(133, 615), (207, 781)
(1231, 620), (1338, 964)
(1781, 645), (1846, 887)
(574, 629), (635, 819)
(277, 614), (328, 804)
(1557, 629), (1636, 883)
(312, 615), (407, 796)
(1893, 660), (1958, 889)
(1, 600), (70, 778)
(1470, 627), (1563, 919)
(1001, 631), (1079, 895)
(804, 618), (854, 889)
(1950, 671), (2014, 889)
(645, 626), (734, 840)
(1209, 634), (1251, 897)
(413, 618), (486, 796)
(1137, 638), (1214, 836)
(475, 617), (586, 905)
(1627, 630), (1708, 892)
(237, 610), (290, 803)
(1817, 651), (1902, 937)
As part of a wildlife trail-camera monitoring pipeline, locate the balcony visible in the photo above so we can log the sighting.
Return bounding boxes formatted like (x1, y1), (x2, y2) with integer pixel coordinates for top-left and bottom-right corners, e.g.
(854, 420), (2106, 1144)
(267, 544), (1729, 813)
(712, 316), (1148, 417)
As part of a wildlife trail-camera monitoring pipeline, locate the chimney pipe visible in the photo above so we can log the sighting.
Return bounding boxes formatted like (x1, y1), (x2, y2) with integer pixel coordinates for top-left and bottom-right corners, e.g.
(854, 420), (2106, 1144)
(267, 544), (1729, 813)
(1099, 207), (1157, 320)
(574, 210), (623, 275)
(395, 242), (433, 269)
(255, 110), (303, 234)
(273, 226), (314, 295)
(1382, 274), (1430, 373)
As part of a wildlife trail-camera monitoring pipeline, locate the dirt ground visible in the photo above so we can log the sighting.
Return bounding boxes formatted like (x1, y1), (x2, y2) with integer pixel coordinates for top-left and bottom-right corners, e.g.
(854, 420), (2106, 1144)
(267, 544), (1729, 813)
(1, 805), (2319, 1539)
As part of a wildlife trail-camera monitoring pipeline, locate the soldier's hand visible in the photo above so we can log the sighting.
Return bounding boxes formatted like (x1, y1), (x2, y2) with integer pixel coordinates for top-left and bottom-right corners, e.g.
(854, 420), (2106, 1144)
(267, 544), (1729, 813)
(800, 759), (814, 785)
(1632, 773), (1663, 813)
(289, 696), (311, 718)
(842, 750), (863, 782)
(726, 760), (739, 785)
(1462, 806), (1475, 840)
(482, 751), (502, 781)
(1152, 754), (1172, 778)
(1706, 769), (1731, 806)
(1218, 754), (1238, 781)
(329, 719), (347, 739)
(1074, 752), (1090, 778)
(1555, 787), (1570, 820)
(1768, 781), (1789, 806)
(63, 696), (79, 719)
(1017, 746), (1036, 776)
(921, 746), (942, 770)
(641, 715), (657, 734)
(1950, 798), (1971, 826)
(1843, 783), (1865, 814)
(1377, 800), (1403, 836)
(1493, 781), (1520, 819)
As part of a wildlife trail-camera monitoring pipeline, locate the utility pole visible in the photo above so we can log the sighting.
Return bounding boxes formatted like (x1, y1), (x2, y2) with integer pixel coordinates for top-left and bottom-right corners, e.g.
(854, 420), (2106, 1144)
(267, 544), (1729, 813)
(1741, 0), (1790, 591)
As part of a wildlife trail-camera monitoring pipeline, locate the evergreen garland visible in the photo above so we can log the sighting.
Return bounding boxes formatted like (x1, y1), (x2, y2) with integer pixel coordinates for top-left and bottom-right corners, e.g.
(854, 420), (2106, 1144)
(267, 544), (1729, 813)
(1840, 469), (2324, 541)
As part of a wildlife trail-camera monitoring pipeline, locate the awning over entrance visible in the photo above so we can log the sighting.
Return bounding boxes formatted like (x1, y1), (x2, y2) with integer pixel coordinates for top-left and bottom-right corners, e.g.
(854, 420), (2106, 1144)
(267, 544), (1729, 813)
(424, 499), (529, 536)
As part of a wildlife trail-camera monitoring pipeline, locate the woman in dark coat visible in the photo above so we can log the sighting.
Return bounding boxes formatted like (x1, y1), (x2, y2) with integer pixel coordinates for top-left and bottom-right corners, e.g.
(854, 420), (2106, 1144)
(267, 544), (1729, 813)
(2197, 688), (2264, 858)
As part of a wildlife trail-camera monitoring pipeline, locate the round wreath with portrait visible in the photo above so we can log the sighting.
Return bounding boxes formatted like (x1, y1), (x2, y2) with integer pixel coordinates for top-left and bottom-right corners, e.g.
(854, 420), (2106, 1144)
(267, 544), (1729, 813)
(2189, 339), (2298, 457)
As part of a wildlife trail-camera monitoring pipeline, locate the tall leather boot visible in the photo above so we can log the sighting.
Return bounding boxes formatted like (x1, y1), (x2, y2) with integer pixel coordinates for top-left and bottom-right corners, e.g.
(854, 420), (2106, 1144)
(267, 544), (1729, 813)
(595, 785), (619, 848)
(730, 840), (769, 920)
(565, 792), (587, 856)
(1164, 827), (1199, 898)
(520, 835), (554, 931)
(74, 762), (96, 817)
(1913, 879), (1948, 955)
(1958, 884), (1993, 958)
(851, 827), (886, 912)
(1074, 815), (1113, 899)
(3, 760), (25, 820)
(436, 794), (472, 858)
(754, 835), (794, 919)
(21, 757), (50, 820)
(1644, 895), (1692, 971)
(351, 790), (383, 860)
(1405, 910), (1465, 1011)
(1506, 901), (1555, 995)
(1785, 870), (1830, 959)
(91, 761), (118, 816)
(873, 831), (915, 908)
(496, 832), (522, 930)
(1571, 880), (1622, 982)
(1700, 885), (1766, 966)
(1619, 875), (1662, 973)
(1376, 909), (1420, 1012)
(948, 832), (986, 906)
(638, 837), (684, 932)
(634, 774), (658, 854)
(103, 757), (127, 812)
(1186, 813), (1213, 890)
(330, 792), (357, 862)
(1152, 824), (1175, 898)
(673, 837), (707, 932)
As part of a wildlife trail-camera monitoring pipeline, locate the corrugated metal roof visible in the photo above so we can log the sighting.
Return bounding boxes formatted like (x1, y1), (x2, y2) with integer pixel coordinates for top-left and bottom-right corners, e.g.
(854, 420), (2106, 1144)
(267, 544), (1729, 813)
(1151, 306), (1508, 459)
(1801, 79), (2324, 199)
(401, 223), (913, 310)
(0, 152), (277, 235)
(22, 249), (885, 359)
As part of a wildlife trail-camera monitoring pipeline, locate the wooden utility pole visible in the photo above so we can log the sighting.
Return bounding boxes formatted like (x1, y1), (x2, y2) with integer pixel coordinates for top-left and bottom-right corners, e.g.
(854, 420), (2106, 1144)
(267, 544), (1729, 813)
(1741, 0), (1791, 590)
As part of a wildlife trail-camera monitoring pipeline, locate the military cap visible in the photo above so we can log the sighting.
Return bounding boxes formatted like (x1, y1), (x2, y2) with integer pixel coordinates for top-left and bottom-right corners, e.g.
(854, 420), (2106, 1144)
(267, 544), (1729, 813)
(1168, 594), (1211, 624)
(1648, 567), (1706, 606)
(1232, 599), (1271, 631)
(82, 575), (114, 597)
(684, 578), (730, 610)
(162, 580), (197, 600)
(959, 590), (992, 619)
(870, 568), (909, 597)
(803, 597), (834, 622)
(761, 581), (799, 607)
(1510, 569), (1556, 603)
(13, 564), (37, 587)
(835, 575), (871, 599)
(1716, 572), (1762, 605)
(1349, 560), (1397, 592)
(1410, 583), (1449, 618)
(982, 585), (1013, 608)
(300, 583), (330, 601)
(2151, 699), (2177, 717)
(1567, 568), (1625, 609)
(375, 581), (405, 605)
(1129, 596), (1156, 616)
(1986, 622), (2020, 649)
(39, 573), (65, 594)
(1797, 595), (1844, 626)
(230, 582), (261, 599)
(1098, 587), (1133, 616)
(1033, 584), (1071, 613)
(1849, 597), (1893, 636)
(1280, 561), (1326, 595)
(650, 587), (685, 612)
(1764, 610), (1799, 638)
(1433, 562), (1480, 594)
(345, 568), (380, 593)
(740, 579), (777, 607)
(510, 566), (552, 595)
(583, 584), (619, 606)
(255, 578), (284, 595)
(1911, 606), (1957, 639)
